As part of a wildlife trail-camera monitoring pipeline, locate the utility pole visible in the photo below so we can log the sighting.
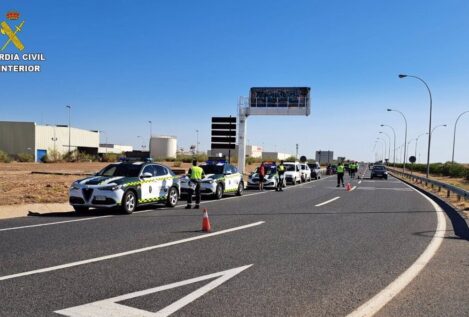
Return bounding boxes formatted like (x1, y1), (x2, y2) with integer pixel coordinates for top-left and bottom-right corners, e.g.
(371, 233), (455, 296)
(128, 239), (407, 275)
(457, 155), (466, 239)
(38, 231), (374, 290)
(296, 144), (299, 160)
(66, 105), (72, 159)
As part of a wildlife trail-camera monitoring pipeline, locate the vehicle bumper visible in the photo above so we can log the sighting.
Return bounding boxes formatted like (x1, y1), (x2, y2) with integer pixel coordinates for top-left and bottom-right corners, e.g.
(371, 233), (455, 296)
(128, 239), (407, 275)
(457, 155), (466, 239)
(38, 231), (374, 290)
(69, 188), (124, 208)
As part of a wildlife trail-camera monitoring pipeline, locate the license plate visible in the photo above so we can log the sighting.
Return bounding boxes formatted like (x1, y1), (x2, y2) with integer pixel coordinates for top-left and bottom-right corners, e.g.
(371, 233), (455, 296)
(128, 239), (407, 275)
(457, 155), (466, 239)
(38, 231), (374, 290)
(95, 196), (106, 201)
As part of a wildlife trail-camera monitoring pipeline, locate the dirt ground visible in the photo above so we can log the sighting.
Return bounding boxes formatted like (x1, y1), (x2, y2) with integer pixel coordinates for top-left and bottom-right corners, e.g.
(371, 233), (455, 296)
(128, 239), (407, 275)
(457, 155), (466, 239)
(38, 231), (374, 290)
(0, 162), (258, 206)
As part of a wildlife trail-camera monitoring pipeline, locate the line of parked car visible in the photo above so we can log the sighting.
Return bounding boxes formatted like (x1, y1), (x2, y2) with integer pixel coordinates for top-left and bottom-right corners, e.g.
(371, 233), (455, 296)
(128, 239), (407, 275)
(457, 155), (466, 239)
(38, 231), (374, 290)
(68, 158), (326, 215)
(247, 161), (322, 189)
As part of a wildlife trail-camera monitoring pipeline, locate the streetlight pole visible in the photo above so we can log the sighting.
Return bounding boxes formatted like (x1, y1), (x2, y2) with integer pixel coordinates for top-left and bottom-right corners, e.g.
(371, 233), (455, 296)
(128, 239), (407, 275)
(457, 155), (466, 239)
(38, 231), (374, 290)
(387, 108), (407, 171)
(381, 124), (396, 166)
(451, 111), (469, 163)
(379, 131), (391, 164)
(195, 129), (199, 154)
(376, 138), (386, 162)
(148, 121), (152, 154)
(66, 105), (71, 157)
(415, 132), (428, 163)
(399, 74), (432, 178)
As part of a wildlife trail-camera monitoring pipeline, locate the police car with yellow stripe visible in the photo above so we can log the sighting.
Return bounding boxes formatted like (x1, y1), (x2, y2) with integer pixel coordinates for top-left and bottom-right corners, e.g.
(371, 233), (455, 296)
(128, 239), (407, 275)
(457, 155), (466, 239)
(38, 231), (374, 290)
(180, 161), (244, 199)
(69, 160), (180, 214)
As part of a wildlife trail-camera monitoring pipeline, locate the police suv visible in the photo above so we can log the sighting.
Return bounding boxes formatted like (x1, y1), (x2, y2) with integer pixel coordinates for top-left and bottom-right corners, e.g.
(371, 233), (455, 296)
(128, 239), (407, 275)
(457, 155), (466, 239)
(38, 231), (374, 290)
(69, 160), (180, 214)
(247, 162), (279, 189)
(180, 161), (244, 199)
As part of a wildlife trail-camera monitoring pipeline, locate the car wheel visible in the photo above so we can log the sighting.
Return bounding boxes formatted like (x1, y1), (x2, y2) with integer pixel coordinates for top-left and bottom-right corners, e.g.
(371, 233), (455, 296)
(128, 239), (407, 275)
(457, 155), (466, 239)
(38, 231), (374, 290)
(73, 206), (89, 214)
(166, 186), (179, 207)
(370, 175), (374, 179)
(214, 183), (223, 200)
(122, 190), (137, 214)
(236, 182), (244, 196)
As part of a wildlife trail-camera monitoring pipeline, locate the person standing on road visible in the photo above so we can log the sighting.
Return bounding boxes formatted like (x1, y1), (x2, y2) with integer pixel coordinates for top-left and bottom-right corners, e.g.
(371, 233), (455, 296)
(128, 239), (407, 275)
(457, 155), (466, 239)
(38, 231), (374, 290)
(186, 159), (205, 209)
(337, 162), (345, 187)
(276, 160), (286, 191)
(258, 162), (266, 191)
(350, 161), (356, 179)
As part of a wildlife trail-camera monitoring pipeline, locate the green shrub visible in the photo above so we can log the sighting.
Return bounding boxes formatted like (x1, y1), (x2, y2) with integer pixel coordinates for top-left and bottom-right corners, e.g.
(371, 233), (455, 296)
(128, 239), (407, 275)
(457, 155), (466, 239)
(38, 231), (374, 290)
(0, 150), (11, 163)
(101, 153), (120, 162)
(173, 161), (182, 167)
(176, 153), (208, 163)
(16, 152), (34, 162)
(284, 156), (297, 162)
(246, 156), (262, 165)
(42, 148), (63, 163)
(63, 150), (98, 162)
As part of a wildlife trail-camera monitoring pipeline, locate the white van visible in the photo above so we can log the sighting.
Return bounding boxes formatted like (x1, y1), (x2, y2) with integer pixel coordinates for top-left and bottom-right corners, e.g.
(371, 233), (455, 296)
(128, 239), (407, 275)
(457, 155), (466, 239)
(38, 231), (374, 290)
(283, 162), (301, 185)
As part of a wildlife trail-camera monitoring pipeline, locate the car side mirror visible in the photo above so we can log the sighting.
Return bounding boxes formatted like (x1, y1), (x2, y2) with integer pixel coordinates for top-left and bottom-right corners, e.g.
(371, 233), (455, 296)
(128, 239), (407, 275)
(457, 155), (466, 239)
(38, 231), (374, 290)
(141, 172), (153, 178)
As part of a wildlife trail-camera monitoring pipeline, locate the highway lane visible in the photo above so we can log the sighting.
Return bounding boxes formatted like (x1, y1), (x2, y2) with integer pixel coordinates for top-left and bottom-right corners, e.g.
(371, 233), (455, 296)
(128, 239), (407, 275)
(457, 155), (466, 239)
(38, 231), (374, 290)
(0, 167), (451, 316)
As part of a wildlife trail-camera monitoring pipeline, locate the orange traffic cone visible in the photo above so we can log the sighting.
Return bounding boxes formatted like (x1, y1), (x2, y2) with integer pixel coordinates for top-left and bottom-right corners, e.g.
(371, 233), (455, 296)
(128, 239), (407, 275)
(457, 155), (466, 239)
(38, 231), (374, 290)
(346, 183), (351, 191)
(202, 208), (211, 232)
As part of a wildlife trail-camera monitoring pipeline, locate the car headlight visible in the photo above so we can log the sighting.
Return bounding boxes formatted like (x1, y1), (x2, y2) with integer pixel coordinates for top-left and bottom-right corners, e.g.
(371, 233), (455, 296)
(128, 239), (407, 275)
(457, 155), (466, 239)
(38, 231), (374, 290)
(101, 184), (123, 191)
(70, 182), (80, 190)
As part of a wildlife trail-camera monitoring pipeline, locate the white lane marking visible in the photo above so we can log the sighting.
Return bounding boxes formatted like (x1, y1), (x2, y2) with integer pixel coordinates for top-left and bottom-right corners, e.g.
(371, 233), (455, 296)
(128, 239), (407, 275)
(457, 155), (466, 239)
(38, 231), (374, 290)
(315, 196), (340, 207)
(350, 186), (357, 192)
(55, 265), (252, 317)
(0, 175), (334, 231)
(0, 221), (264, 281)
(347, 180), (446, 317)
(358, 180), (362, 184)
(0, 215), (113, 232)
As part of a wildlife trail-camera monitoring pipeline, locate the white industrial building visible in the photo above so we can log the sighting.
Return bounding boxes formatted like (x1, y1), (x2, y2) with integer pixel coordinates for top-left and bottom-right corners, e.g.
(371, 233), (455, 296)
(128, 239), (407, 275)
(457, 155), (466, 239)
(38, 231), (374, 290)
(262, 152), (293, 161)
(207, 145), (263, 160)
(150, 135), (177, 159)
(0, 121), (100, 162)
(98, 144), (133, 154)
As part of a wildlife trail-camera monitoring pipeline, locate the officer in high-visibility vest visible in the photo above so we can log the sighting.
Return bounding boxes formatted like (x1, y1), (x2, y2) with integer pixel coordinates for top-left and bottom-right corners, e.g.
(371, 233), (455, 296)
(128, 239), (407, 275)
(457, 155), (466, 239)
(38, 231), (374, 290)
(336, 162), (345, 187)
(350, 161), (356, 179)
(186, 160), (205, 209)
(276, 160), (286, 191)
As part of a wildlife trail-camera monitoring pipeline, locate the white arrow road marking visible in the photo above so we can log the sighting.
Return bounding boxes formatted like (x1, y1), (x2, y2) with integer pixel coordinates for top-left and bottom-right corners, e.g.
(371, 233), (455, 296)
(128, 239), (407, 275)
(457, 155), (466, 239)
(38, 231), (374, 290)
(55, 265), (252, 317)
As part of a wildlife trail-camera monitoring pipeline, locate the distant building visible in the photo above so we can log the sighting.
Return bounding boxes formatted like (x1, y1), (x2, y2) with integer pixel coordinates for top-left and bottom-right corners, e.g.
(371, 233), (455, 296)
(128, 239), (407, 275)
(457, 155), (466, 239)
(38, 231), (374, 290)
(0, 121), (99, 162)
(207, 145), (262, 161)
(315, 150), (334, 164)
(262, 152), (293, 161)
(98, 144), (133, 154)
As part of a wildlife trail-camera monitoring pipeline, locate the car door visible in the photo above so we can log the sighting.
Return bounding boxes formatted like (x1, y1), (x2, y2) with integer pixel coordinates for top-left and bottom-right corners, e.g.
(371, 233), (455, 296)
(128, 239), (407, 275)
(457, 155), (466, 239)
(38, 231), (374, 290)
(155, 165), (171, 199)
(139, 165), (159, 203)
(224, 165), (237, 191)
(230, 165), (241, 190)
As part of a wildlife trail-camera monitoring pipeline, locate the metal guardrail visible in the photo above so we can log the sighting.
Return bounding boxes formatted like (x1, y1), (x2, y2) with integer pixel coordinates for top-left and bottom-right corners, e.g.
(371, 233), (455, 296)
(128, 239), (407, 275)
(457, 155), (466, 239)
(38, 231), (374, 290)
(389, 168), (469, 201)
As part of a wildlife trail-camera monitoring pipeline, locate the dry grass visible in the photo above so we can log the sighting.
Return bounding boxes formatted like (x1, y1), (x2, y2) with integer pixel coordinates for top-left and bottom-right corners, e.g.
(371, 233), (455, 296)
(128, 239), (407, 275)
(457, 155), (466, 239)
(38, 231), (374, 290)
(390, 169), (469, 216)
(0, 161), (259, 206)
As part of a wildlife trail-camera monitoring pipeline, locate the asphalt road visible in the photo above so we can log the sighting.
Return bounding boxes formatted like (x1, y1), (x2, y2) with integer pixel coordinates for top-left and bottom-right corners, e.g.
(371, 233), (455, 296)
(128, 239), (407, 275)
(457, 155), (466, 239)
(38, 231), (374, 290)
(0, 166), (467, 316)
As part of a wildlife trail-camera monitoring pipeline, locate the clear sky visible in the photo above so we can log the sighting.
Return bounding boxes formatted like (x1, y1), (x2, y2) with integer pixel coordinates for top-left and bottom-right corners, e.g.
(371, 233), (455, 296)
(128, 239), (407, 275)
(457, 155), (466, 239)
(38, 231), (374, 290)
(1, 0), (469, 163)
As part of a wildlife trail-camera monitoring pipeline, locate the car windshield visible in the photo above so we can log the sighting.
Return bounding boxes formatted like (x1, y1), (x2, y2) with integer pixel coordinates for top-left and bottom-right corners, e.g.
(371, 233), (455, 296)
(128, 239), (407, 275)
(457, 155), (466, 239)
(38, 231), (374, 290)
(373, 166), (386, 171)
(285, 164), (296, 171)
(301, 165), (307, 170)
(201, 164), (224, 175)
(97, 164), (142, 177)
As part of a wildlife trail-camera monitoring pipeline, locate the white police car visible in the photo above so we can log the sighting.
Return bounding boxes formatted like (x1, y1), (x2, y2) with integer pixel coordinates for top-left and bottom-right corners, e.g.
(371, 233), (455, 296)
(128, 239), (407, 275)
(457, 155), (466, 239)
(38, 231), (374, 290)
(69, 160), (180, 214)
(180, 161), (244, 199)
(247, 162), (279, 189)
